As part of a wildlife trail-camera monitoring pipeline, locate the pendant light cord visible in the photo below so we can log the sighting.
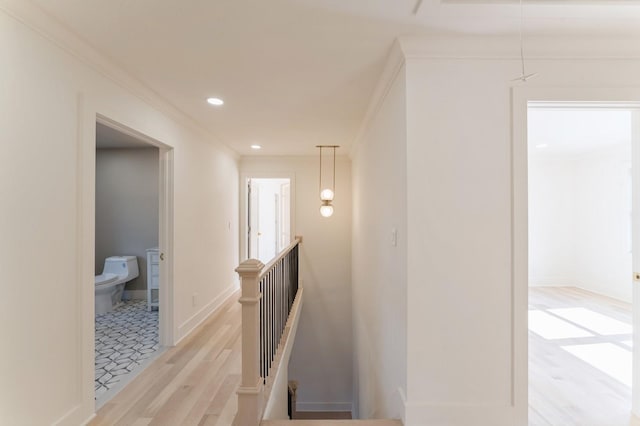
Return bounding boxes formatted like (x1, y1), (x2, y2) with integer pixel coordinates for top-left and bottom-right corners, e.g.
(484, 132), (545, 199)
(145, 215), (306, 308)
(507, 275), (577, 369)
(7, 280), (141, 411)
(318, 146), (322, 197)
(519, 0), (525, 76)
(332, 146), (336, 194)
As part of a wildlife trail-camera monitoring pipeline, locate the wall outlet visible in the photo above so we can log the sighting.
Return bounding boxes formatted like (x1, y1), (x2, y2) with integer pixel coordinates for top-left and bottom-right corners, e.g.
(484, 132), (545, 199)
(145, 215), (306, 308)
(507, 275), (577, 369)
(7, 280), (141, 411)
(192, 293), (198, 307)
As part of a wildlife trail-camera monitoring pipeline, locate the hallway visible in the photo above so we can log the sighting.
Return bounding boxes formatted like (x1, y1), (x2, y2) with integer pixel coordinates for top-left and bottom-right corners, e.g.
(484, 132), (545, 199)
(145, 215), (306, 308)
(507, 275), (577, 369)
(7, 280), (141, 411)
(91, 293), (241, 426)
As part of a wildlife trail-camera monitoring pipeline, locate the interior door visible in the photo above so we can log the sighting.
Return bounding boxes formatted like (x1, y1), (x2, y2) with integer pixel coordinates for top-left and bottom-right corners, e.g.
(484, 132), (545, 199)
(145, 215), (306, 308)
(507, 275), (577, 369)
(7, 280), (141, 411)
(280, 182), (291, 249)
(632, 109), (640, 418)
(248, 179), (260, 260)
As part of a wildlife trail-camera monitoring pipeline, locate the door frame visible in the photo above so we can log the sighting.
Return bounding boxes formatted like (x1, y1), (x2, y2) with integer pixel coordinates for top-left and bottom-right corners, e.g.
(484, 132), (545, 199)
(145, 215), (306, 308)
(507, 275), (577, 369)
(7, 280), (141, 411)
(95, 115), (175, 347)
(239, 172), (296, 262)
(512, 87), (640, 421)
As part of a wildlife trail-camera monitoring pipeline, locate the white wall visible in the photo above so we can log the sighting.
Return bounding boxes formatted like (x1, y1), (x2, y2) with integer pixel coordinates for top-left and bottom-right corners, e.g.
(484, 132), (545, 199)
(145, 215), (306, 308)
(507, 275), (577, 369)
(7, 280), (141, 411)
(240, 156), (353, 412)
(401, 37), (640, 425)
(574, 144), (632, 301)
(0, 3), (238, 425)
(96, 148), (159, 293)
(351, 65), (408, 420)
(528, 155), (578, 286)
(529, 144), (632, 302)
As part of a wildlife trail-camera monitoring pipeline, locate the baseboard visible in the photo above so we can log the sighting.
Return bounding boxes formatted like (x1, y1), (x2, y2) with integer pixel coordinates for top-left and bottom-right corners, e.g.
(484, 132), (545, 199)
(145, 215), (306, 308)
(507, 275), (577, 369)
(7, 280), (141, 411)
(52, 404), (94, 426)
(397, 387), (407, 424)
(176, 282), (238, 344)
(123, 289), (147, 300)
(295, 402), (353, 412)
(528, 278), (575, 287)
(403, 402), (519, 426)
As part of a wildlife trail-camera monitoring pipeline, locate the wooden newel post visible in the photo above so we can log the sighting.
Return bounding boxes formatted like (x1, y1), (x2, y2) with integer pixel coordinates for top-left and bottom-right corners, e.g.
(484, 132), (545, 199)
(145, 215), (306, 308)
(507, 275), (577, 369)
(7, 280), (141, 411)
(233, 259), (265, 426)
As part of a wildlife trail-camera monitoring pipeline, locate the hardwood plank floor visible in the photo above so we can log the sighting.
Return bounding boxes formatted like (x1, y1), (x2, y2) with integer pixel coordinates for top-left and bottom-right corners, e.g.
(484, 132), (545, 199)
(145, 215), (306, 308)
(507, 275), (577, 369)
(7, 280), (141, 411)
(529, 286), (632, 426)
(90, 292), (241, 426)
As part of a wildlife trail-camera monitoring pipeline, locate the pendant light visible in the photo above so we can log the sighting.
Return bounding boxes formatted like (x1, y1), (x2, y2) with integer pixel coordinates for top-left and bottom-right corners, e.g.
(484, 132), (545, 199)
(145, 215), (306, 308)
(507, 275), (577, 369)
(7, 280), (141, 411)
(317, 145), (339, 217)
(512, 0), (537, 82)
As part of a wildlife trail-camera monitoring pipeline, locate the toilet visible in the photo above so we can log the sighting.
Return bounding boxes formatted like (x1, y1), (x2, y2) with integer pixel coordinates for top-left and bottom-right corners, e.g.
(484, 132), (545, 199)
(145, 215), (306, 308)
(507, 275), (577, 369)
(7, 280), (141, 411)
(95, 256), (139, 315)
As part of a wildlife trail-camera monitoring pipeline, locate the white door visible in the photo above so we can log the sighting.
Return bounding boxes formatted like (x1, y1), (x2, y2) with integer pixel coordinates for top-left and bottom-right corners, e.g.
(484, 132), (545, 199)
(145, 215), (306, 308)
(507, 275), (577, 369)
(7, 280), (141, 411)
(246, 178), (291, 263)
(248, 179), (260, 260)
(632, 109), (640, 418)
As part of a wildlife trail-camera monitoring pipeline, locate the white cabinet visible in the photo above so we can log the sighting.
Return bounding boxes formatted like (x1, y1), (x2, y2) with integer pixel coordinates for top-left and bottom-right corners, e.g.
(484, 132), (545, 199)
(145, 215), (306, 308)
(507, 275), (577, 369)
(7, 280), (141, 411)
(146, 248), (160, 311)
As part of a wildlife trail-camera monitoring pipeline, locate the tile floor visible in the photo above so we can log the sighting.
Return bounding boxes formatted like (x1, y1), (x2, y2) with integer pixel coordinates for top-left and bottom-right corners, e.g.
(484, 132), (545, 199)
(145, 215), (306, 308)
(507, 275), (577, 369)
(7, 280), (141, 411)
(95, 300), (159, 400)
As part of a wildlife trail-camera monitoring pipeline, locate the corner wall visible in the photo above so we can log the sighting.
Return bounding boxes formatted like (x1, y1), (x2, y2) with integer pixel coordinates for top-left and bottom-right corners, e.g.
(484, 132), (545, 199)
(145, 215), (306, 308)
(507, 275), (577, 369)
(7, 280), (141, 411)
(0, 4), (239, 424)
(350, 64), (408, 420)
(240, 156), (353, 413)
(402, 37), (640, 425)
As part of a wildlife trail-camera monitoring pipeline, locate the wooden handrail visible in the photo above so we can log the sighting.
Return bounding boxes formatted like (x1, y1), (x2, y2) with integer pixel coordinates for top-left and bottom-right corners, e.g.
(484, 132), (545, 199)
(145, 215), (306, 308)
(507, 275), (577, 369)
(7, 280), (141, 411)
(259, 236), (303, 281)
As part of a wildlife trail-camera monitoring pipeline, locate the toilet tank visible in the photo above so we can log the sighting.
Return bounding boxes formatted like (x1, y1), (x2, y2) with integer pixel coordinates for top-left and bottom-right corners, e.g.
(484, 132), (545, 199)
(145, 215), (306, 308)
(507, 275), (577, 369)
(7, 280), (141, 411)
(103, 256), (139, 280)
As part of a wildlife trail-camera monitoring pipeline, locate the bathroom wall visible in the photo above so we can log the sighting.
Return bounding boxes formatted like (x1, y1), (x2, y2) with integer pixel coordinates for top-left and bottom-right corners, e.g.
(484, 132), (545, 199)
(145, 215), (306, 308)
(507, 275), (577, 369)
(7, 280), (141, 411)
(95, 147), (159, 296)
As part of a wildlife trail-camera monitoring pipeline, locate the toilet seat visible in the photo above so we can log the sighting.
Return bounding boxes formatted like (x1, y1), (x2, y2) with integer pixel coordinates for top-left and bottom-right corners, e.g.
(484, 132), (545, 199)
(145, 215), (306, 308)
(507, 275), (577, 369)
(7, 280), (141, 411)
(95, 273), (118, 286)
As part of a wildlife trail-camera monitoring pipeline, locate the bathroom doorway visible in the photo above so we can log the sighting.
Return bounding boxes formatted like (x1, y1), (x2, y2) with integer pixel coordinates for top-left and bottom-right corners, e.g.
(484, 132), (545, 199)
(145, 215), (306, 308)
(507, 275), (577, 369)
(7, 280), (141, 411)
(242, 175), (294, 264)
(94, 117), (173, 407)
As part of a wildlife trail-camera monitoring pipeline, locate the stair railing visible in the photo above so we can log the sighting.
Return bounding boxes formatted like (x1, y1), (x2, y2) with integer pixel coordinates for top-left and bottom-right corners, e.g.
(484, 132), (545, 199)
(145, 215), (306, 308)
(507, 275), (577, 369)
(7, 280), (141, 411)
(234, 236), (303, 426)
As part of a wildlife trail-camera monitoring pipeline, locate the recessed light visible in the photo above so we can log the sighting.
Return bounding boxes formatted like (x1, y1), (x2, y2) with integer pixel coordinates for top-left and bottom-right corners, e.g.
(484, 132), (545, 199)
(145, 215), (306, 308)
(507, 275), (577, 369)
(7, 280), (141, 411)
(251, 144), (262, 150)
(206, 97), (224, 106)
(536, 143), (548, 149)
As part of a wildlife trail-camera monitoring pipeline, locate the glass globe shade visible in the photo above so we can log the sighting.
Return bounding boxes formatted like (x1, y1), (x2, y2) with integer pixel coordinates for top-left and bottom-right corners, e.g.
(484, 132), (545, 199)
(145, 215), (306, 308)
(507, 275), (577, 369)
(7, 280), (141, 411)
(320, 188), (334, 201)
(319, 204), (334, 217)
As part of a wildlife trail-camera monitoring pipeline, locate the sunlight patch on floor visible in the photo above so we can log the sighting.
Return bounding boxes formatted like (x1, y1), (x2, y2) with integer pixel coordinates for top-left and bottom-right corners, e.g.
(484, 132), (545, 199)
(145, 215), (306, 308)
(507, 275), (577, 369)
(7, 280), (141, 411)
(528, 310), (594, 339)
(561, 343), (632, 387)
(549, 307), (632, 335)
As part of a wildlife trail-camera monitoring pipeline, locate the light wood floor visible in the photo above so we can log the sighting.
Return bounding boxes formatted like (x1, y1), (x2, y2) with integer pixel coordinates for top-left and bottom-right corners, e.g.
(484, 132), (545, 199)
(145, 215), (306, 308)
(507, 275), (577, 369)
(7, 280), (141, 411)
(90, 292), (242, 426)
(529, 286), (632, 426)
(96, 286), (632, 426)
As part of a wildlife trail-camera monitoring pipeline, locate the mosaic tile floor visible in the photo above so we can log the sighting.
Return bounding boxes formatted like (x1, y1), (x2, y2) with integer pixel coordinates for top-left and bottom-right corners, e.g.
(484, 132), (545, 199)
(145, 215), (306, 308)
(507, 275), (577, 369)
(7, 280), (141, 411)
(95, 300), (159, 400)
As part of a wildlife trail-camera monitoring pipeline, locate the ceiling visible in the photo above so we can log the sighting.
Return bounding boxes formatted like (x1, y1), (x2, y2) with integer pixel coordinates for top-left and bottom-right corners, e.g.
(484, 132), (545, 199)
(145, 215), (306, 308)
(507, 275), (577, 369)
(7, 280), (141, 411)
(528, 108), (632, 156)
(96, 122), (156, 149)
(31, 0), (640, 156)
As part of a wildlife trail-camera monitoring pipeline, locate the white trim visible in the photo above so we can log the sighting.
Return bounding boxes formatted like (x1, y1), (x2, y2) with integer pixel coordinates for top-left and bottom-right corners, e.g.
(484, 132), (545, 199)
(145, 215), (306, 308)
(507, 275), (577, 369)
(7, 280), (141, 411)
(95, 115), (176, 347)
(0, 0), (238, 159)
(52, 404), (92, 426)
(159, 148), (175, 346)
(239, 171), (297, 263)
(403, 402), (516, 426)
(528, 277), (576, 287)
(399, 35), (640, 60)
(176, 282), (239, 344)
(350, 40), (405, 159)
(295, 402), (353, 412)
(397, 387), (407, 424)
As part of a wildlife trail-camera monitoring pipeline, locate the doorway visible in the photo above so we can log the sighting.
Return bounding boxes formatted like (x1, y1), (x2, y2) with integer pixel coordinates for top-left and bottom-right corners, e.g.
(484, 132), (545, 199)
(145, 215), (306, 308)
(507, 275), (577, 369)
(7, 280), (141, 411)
(247, 177), (292, 263)
(94, 116), (174, 407)
(526, 104), (634, 425)
(240, 174), (294, 264)
(511, 92), (640, 424)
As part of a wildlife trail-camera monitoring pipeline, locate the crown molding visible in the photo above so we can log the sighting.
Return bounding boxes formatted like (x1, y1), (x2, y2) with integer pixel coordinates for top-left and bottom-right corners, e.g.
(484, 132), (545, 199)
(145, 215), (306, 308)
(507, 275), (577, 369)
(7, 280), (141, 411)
(398, 34), (640, 60)
(0, 0), (239, 160)
(349, 39), (406, 159)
